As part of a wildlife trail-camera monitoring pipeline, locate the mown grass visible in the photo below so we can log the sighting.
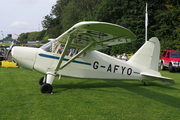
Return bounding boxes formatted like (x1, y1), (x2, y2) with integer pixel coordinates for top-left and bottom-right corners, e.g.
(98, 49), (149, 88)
(0, 66), (180, 119)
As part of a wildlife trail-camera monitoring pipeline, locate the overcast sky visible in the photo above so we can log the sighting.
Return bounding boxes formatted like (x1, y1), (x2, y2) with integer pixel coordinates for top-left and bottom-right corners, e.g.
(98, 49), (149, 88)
(0, 0), (57, 39)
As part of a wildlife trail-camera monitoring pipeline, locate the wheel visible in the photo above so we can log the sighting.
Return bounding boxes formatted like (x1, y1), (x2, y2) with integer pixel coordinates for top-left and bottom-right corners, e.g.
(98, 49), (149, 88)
(39, 77), (45, 85)
(41, 83), (53, 93)
(160, 62), (165, 70)
(169, 63), (174, 72)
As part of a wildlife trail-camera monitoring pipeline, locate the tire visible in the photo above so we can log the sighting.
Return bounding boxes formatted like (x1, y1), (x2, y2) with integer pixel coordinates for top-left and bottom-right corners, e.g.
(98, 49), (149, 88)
(169, 63), (174, 72)
(160, 62), (165, 70)
(41, 83), (53, 93)
(39, 77), (44, 85)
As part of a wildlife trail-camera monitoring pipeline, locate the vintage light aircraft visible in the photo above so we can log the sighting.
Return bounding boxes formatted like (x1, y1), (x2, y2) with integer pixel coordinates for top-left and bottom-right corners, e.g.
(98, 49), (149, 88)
(11, 21), (174, 93)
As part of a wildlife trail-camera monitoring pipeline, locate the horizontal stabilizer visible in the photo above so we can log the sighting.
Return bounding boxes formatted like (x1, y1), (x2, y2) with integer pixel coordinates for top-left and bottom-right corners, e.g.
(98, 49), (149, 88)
(141, 72), (175, 84)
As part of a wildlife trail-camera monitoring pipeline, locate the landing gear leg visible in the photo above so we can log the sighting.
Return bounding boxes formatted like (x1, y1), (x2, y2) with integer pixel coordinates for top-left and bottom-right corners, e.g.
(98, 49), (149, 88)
(40, 72), (56, 93)
(143, 82), (146, 86)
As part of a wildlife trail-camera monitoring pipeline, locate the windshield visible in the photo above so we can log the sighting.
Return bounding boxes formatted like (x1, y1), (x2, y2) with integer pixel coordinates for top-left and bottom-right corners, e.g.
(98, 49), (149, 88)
(171, 52), (180, 58)
(40, 39), (59, 53)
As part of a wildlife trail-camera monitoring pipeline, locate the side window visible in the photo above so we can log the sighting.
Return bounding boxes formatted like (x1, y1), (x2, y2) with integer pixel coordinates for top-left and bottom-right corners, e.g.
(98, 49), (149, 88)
(167, 52), (169, 58)
(68, 48), (76, 56)
(52, 40), (59, 53)
(57, 45), (64, 54)
(162, 51), (167, 57)
(171, 52), (180, 58)
(76, 48), (86, 58)
(57, 45), (76, 57)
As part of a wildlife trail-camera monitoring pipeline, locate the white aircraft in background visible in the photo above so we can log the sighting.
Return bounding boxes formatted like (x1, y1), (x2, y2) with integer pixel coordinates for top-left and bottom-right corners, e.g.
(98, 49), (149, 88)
(11, 21), (174, 93)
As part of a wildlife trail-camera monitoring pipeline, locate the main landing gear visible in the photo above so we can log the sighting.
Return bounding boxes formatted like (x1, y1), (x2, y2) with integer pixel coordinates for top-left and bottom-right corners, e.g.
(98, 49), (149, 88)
(39, 72), (56, 93)
(140, 79), (146, 86)
(39, 77), (45, 85)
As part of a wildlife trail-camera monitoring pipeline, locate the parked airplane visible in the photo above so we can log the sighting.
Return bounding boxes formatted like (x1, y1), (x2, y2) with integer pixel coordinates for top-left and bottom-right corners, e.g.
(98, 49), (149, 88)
(11, 21), (174, 93)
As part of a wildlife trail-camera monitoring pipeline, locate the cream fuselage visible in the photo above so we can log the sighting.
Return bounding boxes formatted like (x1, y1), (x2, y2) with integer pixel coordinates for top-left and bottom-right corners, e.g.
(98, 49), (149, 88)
(12, 46), (142, 81)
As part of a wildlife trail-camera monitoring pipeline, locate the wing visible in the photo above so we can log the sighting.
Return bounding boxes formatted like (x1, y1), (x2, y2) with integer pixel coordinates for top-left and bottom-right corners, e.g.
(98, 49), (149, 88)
(54, 21), (136, 72)
(56, 21), (136, 50)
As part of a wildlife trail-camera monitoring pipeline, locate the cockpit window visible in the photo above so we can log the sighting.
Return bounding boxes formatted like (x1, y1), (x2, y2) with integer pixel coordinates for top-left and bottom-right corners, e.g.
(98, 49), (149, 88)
(57, 45), (76, 57)
(41, 40), (85, 57)
(52, 40), (59, 52)
(40, 41), (52, 52)
(40, 39), (59, 53)
(67, 47), (76, 56)
(57, 45), (64, 54)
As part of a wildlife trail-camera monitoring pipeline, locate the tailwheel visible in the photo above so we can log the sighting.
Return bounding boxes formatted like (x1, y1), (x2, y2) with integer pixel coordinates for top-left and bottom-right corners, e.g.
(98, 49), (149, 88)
(41, 83), (53, 93)
(143, 82), (146, 86)
(39, 77), (45, 85)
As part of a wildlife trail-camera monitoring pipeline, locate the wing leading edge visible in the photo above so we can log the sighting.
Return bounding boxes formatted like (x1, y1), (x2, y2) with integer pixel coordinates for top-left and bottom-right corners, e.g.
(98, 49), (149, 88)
(56, 21), (136, 50)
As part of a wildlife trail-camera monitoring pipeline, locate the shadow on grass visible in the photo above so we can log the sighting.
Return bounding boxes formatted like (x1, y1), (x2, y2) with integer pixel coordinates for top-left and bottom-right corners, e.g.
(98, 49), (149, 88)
(119, 82), (180, 108)
(53, 80), (180, 108)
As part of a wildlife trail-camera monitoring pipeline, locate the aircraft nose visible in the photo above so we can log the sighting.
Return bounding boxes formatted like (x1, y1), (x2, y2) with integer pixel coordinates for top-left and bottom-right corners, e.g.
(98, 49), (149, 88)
(12, 46), (38, 70)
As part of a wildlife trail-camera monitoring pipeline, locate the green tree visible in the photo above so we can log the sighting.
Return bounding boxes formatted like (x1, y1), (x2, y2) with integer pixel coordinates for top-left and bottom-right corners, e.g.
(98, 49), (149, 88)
(18, 0), (180, 56)
(150, 0), (180, 54)
(18, 33), (30, 42)
(27, 32), (38, 41)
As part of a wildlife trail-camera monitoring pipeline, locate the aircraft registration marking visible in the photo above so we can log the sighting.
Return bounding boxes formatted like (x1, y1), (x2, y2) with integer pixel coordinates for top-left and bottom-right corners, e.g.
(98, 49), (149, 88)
(93, 61), (133, 75)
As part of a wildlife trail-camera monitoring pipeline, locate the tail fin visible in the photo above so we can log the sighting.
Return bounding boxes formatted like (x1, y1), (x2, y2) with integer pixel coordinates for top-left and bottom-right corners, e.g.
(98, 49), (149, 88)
(128, 37), (175, 84)
(128, 37), (160, 71)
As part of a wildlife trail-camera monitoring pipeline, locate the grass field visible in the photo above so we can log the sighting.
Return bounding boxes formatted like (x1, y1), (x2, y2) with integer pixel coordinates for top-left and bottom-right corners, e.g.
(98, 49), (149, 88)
(0, 66), (180, 120)
(1, 43), (10, 46)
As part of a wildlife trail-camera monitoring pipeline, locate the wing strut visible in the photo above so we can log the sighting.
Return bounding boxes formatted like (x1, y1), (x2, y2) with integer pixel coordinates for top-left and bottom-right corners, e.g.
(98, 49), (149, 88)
(59, 41), (96, 70)
(97, 36), (121, 44)
(54, 36), (74, 73)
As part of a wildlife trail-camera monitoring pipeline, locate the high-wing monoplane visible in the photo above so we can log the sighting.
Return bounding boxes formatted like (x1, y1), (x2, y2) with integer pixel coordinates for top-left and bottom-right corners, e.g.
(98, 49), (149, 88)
(11, 21), (175, 93)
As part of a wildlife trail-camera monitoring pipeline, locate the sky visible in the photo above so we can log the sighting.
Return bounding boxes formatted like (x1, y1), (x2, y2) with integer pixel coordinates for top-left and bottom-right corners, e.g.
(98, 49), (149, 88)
(0, 0), (57, 39)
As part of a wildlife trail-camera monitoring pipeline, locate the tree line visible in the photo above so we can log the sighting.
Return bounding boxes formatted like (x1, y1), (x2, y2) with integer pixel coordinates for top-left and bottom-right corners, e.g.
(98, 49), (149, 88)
(17, 0), (180, 55)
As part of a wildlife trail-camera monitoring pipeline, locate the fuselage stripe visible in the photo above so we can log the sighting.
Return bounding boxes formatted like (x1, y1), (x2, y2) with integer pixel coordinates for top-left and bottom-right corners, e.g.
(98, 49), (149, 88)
(38, 53), (91, 66)
(134, 72), (140, 74)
